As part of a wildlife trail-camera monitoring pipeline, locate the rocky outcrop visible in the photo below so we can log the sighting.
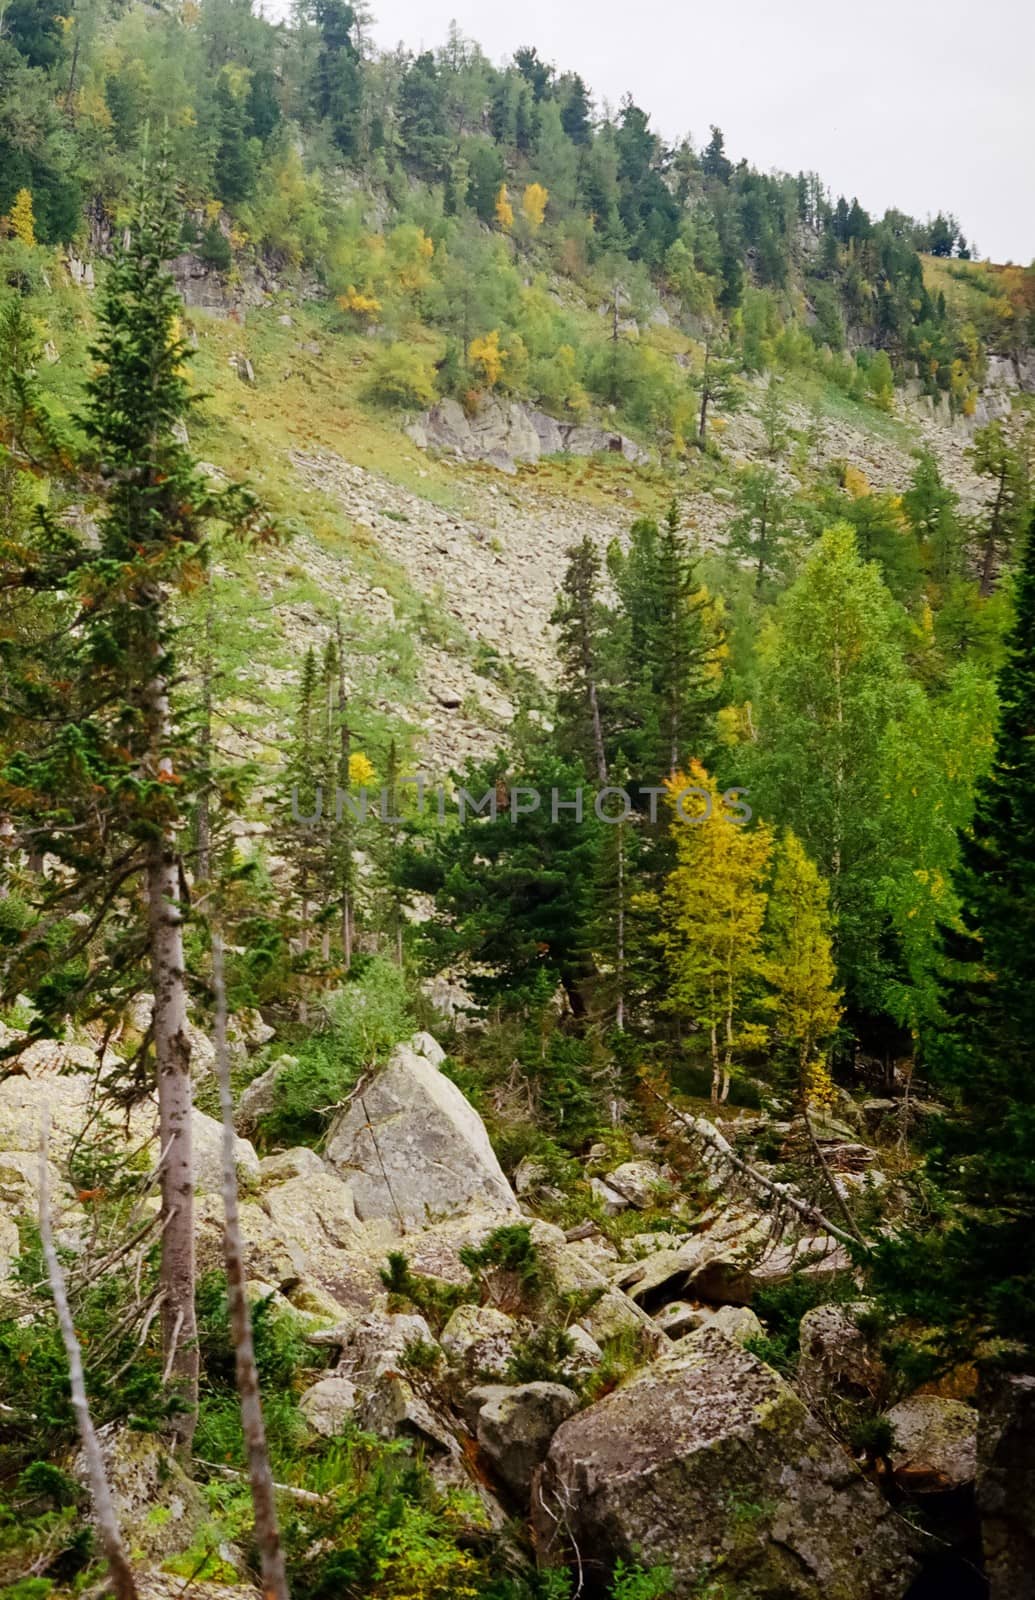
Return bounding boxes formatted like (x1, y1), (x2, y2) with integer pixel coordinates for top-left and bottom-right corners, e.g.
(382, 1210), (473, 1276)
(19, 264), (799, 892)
(325, 1034), (518, 1227)
(977, 1368), (1035, 1598)
(406, 395), (649, 474)
(533, 1327), (918, 1598)
(440, 1304), (519, 1381)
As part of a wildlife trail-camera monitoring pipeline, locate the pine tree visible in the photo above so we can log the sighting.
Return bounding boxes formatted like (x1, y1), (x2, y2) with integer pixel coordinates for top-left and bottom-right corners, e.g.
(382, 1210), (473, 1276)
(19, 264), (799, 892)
(609, 503), (724, 780)
(970, 420), (1030, 596)
(726, 464), (799, 597)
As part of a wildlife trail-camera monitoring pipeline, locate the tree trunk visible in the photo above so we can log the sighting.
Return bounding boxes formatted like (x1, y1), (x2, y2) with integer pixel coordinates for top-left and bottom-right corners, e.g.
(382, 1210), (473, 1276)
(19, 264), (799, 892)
(979, 465), (1007, 597)
(195, 577), (214, 885)
(334, 615), (353, 971)
(588, 678), (608, 787)
(211, 934), (291, 1600)
(39, 1115), (139, 1600)
(145, 665), (198, 1460)
(615, 825), (625, 1032)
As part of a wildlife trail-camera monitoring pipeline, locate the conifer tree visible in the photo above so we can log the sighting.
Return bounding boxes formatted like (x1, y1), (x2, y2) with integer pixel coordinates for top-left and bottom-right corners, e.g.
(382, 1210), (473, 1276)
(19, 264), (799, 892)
(552, 536), (612, 784)
(0, 150), (272, 1455)
(922, 513), (1035, 1339)
(7, 186), (36, 246)
(609, 503), (724, 780)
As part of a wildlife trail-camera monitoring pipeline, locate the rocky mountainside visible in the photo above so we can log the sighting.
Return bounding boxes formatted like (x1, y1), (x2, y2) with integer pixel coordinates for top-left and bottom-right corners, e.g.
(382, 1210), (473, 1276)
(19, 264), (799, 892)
(3, 1006), (1026, 1597)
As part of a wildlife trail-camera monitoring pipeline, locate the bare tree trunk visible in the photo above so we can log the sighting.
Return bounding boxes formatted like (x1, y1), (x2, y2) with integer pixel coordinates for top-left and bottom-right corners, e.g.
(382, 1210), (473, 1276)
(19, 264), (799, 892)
(588, 678), (608, 788)
(334, 614), (353, 971)
(697, 344), (711, 445)
(615, 824), (625, 1032)
(195, 576), (214, 886)
(38, 1113), (139, 1600)
(211, 935), (291, 1600)
(643, 1081), (866, 1251)
(145, 666), (198, 1460)
(979, 465), (1007, 597)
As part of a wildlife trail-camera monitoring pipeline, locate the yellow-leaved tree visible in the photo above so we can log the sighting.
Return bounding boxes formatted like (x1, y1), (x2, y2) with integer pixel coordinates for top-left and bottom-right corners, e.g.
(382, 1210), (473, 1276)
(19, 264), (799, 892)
(8, 189), (36, 247)
(763, 828), (842, 1106)
(468, 329), (507, 389)
(494, 184), (514, 231)
(657, 763), (773, 1103)
(522, 183), (548, 230)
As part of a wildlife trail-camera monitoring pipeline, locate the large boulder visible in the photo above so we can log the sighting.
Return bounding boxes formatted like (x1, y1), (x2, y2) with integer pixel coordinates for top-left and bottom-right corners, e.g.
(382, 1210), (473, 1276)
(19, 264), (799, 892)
(440, 1304), (519, 1382)
(325, 1037), (517, 1227)
(190, 1108), (259, 1193)
(977, 1368), (1035, 1598)
(299, 1374), (358, 1437)
(533, 1327), (918, 1598)
(884, 1394), (977, 1494)
(477, 1382), (580, 1499)
(74, 1425), (203, 1562)
(798, 1302), (886, 1409)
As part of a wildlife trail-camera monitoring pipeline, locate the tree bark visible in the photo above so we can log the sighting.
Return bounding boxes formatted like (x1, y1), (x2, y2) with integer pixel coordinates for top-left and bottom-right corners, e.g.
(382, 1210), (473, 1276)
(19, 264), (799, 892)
(212, 934), (291, 1600)
(39, 1113), (139, 1600)
(145, 664), (198, 1460)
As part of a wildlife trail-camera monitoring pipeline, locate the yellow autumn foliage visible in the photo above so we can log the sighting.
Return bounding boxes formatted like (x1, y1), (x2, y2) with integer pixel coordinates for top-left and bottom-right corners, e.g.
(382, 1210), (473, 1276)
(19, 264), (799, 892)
(521, 183), (548, 230)
(468, 329), (507, 389)
(348, 752), (377, 787)
(7, 189), (36, 248)
(337, 285), (383, 320)
(494, 184), (514, 231)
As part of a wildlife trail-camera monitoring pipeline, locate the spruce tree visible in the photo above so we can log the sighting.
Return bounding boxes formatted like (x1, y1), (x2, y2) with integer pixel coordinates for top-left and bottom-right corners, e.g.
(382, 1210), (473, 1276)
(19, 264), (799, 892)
(609, 503), (723, 781)
(0, 150), (271, 1454)
(923, 513), (1035, 1340)
(551, 536), (612, 784)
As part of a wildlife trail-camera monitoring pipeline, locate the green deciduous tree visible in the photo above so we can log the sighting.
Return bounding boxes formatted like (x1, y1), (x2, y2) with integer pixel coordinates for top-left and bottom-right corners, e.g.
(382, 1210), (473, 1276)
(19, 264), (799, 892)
(749, 525), (912, 1017)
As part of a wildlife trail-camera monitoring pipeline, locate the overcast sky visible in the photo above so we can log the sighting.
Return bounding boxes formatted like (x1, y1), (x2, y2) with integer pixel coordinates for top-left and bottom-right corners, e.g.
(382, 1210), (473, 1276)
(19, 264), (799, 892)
(339, 0), (1035, 265)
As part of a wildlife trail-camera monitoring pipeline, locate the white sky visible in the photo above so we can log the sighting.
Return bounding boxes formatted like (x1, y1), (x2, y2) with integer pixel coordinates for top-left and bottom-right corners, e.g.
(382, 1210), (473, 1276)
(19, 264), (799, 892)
(340, 0), (1035, 265)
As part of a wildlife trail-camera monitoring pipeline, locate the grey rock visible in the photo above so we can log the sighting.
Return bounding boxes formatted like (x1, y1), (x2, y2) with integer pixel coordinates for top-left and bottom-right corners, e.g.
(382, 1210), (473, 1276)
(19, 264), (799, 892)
(885, 1394), (977, 1493)
(74, 1425), (203, 1562)
(190, 1109), (259, 1193)
(325, 1040), (517, 1226)
(604, 1159), (667, 1209)
(441, 1304), (518, 1381)
(257, 1146), (326, 1186)
(477, 1382), (580, 1499)
(533, 1327), (918, 1597)
(299, 1375), (358, 1437)
(977, 1368), (1035, 1598)
(798, 1302), (885, 1408)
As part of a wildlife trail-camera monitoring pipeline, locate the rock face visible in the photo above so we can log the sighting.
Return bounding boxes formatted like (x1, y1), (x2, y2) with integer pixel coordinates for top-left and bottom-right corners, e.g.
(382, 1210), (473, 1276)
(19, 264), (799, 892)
(885, 1394), (977, 1494)
(406, 395), (649, 473)
(977, 1368), (1035, 1599)
(325, 1035), (518, 1227)
(533, 1327), (917, 1598)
